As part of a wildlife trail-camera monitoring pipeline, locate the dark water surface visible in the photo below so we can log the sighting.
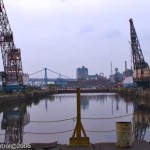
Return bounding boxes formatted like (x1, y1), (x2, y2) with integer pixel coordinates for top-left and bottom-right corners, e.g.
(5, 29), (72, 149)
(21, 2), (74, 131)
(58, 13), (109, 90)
(0, 93), (150, 144)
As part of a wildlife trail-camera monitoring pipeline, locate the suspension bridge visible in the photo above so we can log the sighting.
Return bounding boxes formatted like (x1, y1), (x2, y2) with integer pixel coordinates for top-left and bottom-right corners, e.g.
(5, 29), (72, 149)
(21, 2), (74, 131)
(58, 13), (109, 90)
(29, 68), (77, 87)
(28, 68), (112, 90)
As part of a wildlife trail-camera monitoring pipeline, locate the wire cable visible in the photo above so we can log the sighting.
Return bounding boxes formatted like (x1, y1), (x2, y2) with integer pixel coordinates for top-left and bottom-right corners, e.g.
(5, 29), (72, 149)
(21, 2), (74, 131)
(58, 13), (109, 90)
(30, 117), (76, 123)
(85, 129), (116, 133)
(24, 129), (116, 135)
(82, 113), (133, 120)
(24, 129), (74, 135)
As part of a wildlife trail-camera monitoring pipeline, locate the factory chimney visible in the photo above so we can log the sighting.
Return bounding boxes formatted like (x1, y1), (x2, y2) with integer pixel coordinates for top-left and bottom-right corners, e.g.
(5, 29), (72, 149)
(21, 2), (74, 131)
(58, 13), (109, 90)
(125, 61), (127, 71)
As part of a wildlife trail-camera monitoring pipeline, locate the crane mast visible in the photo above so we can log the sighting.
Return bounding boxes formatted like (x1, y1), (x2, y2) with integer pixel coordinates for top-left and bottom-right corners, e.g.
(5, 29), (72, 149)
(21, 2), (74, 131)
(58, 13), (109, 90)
(129, 18), (150, 88)
(0, 0), (26, 91)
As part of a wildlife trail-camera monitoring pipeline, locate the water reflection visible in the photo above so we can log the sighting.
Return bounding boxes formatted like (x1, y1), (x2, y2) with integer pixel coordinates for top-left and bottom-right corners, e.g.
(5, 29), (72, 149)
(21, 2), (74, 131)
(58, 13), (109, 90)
(0, 98), (42, 144)
(133, 100), (150, 141)
(0, 94), (150, 143)
(1, 105), (30, 144)
(80, 96), (89, 110)
(56, 94), (119, 111)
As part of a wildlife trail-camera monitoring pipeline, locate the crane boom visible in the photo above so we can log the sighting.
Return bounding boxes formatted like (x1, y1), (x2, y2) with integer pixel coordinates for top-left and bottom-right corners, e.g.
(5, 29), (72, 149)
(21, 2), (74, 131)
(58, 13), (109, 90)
(129, 18), (149, 70)
(129, 18), (150, 88)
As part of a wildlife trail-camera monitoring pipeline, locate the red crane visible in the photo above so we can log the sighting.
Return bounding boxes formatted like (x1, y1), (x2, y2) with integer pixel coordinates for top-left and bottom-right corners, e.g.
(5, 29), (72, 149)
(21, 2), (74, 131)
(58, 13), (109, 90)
(0, 0), (28, 91)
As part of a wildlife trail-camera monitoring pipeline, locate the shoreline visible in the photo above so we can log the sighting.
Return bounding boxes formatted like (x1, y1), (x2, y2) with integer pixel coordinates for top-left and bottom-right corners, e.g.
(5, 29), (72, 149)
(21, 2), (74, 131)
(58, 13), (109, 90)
(0, 88), (150, 102)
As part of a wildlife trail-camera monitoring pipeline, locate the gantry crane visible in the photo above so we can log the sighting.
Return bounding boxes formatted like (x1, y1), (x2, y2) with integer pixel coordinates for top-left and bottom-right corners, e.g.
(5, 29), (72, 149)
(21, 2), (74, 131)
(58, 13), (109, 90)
(0, 0), (28, 91)
(129, 18), (150, 88)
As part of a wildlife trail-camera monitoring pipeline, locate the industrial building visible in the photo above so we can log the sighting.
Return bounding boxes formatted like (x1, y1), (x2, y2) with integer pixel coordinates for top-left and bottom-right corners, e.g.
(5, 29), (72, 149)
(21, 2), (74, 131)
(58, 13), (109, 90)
(76, 66), (110, 88)
(76, 66), (88, 79)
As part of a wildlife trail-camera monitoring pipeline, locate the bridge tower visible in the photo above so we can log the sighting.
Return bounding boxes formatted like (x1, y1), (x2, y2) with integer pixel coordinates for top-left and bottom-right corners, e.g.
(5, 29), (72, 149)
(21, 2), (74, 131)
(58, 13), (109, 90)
(44, 68), (48, 85)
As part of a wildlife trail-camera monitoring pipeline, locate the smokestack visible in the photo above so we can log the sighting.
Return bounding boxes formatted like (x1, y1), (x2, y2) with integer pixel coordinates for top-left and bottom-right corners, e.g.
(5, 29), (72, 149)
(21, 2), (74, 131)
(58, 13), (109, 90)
(125, 61), (127, 71)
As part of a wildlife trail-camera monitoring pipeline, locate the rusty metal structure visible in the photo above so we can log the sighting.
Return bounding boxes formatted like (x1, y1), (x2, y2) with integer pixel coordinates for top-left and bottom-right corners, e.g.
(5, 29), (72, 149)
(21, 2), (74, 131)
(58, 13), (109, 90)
(0, 0), (26, 91)
(129, 18), (150, 88)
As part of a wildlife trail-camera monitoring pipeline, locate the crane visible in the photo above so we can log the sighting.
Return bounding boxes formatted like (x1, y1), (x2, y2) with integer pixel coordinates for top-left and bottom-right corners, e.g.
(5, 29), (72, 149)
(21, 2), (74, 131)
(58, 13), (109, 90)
(129, 18), (150, 88)
(0, 0), (28, 91)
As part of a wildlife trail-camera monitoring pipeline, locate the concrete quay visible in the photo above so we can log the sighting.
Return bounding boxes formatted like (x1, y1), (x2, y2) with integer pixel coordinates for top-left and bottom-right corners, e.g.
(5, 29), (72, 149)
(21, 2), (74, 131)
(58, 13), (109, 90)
(37, 142), (150, 150)
(1, 142), (150, 150)
(58, 142), (150, 150)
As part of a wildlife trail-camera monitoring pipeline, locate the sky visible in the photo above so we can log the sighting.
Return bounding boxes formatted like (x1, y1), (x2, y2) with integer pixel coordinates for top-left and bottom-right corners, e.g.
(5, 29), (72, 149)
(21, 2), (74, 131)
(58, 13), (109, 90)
(1, 0), (150, 78)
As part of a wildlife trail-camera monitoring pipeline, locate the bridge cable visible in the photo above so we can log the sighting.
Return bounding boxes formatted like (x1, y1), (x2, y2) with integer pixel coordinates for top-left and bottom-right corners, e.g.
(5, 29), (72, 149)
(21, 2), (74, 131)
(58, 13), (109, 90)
(47, 68), (71, 79)
(29, 69), (44, 76)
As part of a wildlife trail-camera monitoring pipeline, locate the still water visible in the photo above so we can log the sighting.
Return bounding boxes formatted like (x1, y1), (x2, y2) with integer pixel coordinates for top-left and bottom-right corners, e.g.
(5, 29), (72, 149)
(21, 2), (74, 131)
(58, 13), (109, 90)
(0, 93), (150, 144)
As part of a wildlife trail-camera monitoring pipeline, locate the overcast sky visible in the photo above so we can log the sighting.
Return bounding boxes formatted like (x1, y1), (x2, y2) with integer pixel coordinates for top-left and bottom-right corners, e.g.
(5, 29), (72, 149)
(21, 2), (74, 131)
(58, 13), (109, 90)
(1, 0), (150, 78)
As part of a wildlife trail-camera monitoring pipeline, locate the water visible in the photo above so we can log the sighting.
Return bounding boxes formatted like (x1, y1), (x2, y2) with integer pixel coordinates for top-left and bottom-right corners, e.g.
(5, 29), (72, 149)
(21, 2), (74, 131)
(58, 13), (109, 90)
(0, 93), (150, 144)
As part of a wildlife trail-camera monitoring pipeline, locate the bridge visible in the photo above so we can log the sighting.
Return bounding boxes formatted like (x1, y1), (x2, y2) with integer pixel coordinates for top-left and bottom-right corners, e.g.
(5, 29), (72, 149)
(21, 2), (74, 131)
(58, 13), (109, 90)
(29, 68), (77, 88)
(29, 78), (77, 85)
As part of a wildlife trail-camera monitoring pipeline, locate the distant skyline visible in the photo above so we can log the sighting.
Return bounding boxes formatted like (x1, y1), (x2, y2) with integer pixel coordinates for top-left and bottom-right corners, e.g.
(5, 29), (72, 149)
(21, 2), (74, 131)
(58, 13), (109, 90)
(1, 0), (150, 78)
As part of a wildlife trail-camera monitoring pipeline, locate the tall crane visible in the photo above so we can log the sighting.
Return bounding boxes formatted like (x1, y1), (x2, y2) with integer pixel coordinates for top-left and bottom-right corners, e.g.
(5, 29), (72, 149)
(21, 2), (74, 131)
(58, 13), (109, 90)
(0, 0), (28, 91)
(129, 18), (150, 88)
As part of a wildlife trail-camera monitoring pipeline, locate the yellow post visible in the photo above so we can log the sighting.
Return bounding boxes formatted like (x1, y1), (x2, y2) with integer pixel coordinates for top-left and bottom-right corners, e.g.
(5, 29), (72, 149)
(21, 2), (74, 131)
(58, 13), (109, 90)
(69, 88), (90, 146)
(77, 87), (81, 138)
